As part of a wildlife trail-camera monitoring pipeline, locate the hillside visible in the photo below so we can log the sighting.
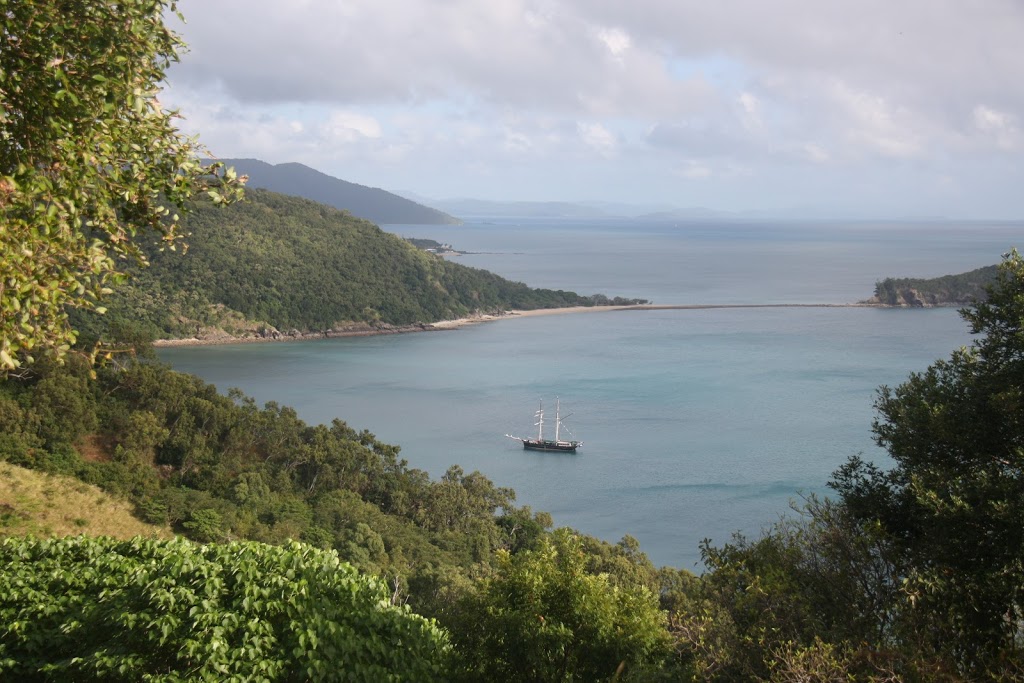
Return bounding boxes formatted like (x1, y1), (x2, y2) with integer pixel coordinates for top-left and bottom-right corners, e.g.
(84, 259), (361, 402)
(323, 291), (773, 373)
(218, 158), (460, 225)
(865, 264), (997, 307)
(0, 462), (170, 539)
(71, 189), (645, 345)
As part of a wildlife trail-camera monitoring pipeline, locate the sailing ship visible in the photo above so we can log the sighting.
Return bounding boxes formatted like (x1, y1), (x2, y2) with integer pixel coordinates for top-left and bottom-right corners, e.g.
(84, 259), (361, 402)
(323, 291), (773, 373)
(506, 399), (582, 453)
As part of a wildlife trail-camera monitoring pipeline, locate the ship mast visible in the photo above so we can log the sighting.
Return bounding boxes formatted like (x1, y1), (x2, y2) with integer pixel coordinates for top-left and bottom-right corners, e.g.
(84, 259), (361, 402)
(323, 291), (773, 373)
(554, 398), (574, 443)
(535, 400), (544, 441)
(554, 398), (561, 442)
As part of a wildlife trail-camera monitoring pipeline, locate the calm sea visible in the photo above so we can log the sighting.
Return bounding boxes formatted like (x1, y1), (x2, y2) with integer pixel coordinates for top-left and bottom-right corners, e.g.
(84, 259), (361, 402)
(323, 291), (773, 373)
(159, 218), (1024, 569)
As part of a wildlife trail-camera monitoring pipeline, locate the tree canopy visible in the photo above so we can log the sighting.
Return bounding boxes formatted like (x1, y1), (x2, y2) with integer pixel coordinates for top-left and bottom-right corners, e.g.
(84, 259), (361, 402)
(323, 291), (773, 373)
(448, 529), (673, 682)
(833, 250), (1024, 676)
(0, 0), (242, 370)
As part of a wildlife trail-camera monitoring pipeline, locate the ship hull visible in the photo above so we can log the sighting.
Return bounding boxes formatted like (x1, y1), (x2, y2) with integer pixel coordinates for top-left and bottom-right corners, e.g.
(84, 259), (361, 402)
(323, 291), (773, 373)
(521, 439), (579, 453)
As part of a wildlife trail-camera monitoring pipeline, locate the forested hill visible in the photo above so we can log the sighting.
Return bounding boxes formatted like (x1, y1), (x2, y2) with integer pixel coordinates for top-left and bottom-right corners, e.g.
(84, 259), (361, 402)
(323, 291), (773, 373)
(218, 158), (460, 225)
(866, 264), (997, 307)
(72, 189), (644, 344)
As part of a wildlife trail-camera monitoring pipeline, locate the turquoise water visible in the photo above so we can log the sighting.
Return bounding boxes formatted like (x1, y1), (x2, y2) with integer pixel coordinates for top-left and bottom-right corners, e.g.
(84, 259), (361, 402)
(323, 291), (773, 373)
(159, 219), (1024, 569)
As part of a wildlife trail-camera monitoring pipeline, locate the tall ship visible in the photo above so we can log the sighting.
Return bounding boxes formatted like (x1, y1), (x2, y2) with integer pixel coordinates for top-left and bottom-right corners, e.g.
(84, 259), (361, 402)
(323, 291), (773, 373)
(506, 399), (582, 453)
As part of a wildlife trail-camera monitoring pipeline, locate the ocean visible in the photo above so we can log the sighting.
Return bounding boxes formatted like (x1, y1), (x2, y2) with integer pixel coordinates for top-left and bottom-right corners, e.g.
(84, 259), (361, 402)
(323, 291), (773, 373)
(158, 218), (1024, 570)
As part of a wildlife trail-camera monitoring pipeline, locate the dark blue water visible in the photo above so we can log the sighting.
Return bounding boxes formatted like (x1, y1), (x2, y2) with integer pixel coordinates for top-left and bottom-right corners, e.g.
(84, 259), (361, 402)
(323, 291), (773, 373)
(159, 219), (1024, 569)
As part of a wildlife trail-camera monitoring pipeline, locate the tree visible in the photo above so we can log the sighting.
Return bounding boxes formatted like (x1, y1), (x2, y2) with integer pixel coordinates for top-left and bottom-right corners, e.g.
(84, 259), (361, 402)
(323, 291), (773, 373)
(448, 529), (672, 682)
(0, 536), (451, 681)
(0, 0), (243, 370)
(679, 498), (941, 682)
(831, 250), (1024, 675)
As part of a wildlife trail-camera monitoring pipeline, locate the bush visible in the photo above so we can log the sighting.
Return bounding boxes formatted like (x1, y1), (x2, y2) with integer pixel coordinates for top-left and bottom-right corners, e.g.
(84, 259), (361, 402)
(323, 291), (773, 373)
(0, 536), (450, 681)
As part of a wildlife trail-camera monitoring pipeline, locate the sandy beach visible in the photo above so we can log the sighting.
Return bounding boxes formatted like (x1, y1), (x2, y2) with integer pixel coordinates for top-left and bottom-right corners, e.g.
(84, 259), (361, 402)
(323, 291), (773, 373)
(153, 302), (879, 347)
(435, 301), (879, 329)
(429, 305), (625, 329)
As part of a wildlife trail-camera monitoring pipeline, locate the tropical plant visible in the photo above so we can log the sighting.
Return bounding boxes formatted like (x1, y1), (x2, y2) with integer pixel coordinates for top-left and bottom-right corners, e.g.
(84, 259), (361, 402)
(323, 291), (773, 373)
(0, 536), (450, 681)
(0, 0), (242, 370)
(448, 529), (672, 682)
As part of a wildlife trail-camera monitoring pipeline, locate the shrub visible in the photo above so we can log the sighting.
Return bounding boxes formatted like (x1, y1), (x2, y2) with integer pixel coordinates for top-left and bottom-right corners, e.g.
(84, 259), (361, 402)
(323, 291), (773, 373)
(0, 536), (450, 681)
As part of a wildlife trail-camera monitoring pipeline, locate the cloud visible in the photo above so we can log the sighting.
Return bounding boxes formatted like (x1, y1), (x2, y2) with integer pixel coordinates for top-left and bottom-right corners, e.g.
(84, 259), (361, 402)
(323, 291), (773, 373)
(322, 111), (383, 143)
(596, 26), (631, 62)
(825, 80), (925, 160)
(972, 105), (1021, 151)
(163, 0), (1024, 215)
(577, 122), (617, 156)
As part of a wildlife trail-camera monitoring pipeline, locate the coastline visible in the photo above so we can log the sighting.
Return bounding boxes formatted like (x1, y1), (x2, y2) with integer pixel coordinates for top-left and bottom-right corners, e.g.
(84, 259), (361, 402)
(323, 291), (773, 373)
(152, 302), (883, 348)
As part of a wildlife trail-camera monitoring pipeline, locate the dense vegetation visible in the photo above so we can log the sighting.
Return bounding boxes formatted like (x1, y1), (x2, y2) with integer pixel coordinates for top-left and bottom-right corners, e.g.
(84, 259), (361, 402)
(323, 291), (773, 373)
(405, 237), (460, 252)
(870, 263), (997, 306)
(9, 253), (1024, 679)
(0, 536), (450, 681)
(70, 189), (647, 347)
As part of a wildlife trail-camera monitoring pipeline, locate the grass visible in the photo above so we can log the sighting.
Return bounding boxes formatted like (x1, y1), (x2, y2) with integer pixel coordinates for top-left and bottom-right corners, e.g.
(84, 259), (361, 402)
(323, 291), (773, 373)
(0, 461), (171, 540)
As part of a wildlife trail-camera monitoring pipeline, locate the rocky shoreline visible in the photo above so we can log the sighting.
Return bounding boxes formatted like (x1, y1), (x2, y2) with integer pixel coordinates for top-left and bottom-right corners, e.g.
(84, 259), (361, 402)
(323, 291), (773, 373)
(152, 321), (442, 347)
(859, 290), (975, 308)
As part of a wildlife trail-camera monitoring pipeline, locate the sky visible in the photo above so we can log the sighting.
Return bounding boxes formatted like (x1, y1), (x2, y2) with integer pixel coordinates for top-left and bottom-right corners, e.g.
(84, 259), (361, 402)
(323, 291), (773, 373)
(164, 1), (1024, 218)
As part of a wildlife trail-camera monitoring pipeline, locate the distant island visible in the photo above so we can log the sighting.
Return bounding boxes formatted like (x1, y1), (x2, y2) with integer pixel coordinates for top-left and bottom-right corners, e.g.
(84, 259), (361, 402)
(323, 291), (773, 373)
(864, 264), (997, 307)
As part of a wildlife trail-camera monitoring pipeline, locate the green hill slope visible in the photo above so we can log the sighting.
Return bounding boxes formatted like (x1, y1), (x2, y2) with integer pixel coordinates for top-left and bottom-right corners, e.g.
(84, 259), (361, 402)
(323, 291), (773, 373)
(72, 189), (645, 344)
(0, 462), (171, 539)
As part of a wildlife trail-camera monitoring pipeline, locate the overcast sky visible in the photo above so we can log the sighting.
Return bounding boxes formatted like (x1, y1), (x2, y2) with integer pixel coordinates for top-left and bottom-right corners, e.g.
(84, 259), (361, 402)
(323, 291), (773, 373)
(165, 1), (1024, 218)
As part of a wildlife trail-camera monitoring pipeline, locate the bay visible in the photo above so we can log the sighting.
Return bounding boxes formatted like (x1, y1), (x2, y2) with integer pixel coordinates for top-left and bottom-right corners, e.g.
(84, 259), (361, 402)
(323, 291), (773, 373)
(159, 219), (1024, 569)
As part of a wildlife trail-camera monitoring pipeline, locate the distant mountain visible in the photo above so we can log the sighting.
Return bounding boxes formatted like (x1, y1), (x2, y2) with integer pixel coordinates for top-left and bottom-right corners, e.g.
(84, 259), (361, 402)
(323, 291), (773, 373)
(429, 198), (612, 219)
(217, 159), (460, 225)
(422, 198), (750, 221)
(636, 207), (738, 221)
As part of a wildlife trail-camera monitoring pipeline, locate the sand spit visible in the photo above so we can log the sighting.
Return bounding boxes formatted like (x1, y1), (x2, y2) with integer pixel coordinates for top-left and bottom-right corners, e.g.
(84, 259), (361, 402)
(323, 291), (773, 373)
(153, 303), (881, 347)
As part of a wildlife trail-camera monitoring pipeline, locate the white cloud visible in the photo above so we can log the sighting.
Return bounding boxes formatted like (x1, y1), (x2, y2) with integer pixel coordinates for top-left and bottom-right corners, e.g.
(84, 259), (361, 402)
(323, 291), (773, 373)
(972, 105), (1021, 151)
(577, 122), (617, 155)
(163, 0), (1024, 216)
(677, 160), (712, 179)
(825, 80), (925, 160)
(737, 92), (762, 131)
(596, 26), (631, 62)
(322, 111), (383, 143)
(802, 143), (829, 164)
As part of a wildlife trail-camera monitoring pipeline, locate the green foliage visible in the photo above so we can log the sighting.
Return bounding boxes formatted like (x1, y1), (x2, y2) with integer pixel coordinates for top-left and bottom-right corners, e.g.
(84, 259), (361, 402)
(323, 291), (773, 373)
(448, 529), (672, 682)
(681, 498), (940, 682)
(0, 0), (243, 369)
(0, 535), (450, 681)
(0, 358), (536, 609)
(71, 189), (648, 345)
(872, 264), (997, 306)
(0, 360), (682, 678)
(834, 250), (1024, 676)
